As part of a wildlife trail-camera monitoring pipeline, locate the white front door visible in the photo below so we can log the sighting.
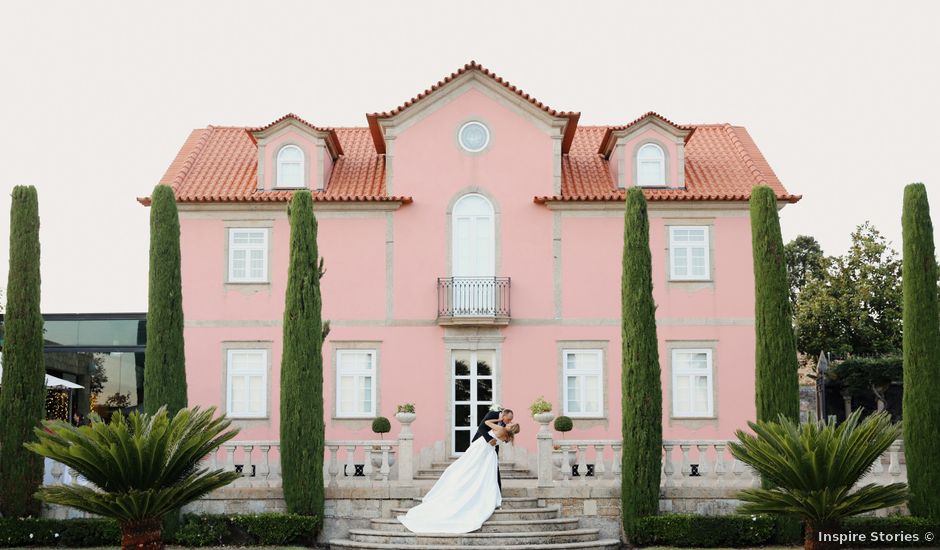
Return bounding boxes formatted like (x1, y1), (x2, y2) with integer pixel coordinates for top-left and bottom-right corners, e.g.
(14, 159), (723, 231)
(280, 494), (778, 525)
(452, 194), (495, 315)
(451, 349), (495, 455)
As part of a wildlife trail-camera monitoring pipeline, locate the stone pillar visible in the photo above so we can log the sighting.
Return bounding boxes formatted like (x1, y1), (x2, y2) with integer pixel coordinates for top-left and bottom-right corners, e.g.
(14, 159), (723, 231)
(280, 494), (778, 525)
(533, 412), (555, 488)
(396, 412), (416, 486)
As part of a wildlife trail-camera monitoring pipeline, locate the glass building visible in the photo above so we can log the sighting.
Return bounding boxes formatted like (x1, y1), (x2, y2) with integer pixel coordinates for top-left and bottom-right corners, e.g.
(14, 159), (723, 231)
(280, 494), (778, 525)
(0, 313), (146, 422)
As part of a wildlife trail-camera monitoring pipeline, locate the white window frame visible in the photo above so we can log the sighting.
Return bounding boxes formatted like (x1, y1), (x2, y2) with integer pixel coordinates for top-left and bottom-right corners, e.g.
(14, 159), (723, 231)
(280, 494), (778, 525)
(228, 228), (269, 283)
(671, 348), (714, 418)
(226, 349), (268, 418)
(562, 349), (604, 418)
(276, 144), (305, 188)
(669, 225), (710, 281)
(636, 143), (666, 187)
(335, 349), (377, 418)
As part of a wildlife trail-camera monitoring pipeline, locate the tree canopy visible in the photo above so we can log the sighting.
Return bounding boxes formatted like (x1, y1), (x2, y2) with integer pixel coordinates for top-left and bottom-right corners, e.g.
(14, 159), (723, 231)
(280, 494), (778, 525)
(793, 223), (902, 357)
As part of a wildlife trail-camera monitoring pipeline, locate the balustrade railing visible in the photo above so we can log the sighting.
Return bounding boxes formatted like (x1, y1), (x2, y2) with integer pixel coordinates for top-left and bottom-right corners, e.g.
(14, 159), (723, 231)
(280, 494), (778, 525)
(437, 277), (511, 320)
(201, 439), (404, 486)
(537, 435), (906, 488)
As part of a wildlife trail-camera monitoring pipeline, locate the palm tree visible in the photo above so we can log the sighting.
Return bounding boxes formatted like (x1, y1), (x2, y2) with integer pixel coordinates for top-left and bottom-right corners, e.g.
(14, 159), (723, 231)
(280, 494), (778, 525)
(26, 406), (240, 550)
(728, 410), (907, 550)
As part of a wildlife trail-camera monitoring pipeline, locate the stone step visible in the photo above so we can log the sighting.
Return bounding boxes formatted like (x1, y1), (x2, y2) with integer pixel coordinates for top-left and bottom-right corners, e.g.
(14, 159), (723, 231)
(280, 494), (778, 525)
(413, 496), (539, 508)
(431, 462), (533, 472)
(415, 472), (537, 479)
(391, 505), (560, 521)
(347, 528), (600, 546)
(329, 538), (622, 550)
(371, 517), (581, 533)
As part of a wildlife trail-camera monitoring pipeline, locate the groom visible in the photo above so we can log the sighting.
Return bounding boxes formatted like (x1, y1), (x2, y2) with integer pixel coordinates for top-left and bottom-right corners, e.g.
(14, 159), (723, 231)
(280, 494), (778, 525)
(471, 406), (514, 490)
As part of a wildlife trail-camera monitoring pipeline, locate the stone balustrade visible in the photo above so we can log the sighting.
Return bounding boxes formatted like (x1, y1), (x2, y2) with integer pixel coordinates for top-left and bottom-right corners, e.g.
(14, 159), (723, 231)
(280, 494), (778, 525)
(551, 440), (622, 482)
(527, 413), (908, 489)
(202, 438), (405, 487)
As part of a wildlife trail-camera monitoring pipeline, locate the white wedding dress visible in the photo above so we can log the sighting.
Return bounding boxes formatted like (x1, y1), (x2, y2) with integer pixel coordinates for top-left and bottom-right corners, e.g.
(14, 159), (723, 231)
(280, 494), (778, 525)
(398, 430), (502, 533)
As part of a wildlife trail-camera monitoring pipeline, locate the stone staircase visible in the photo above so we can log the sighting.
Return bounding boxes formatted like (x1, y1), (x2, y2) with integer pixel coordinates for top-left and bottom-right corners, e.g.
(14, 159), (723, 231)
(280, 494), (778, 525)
(329, 492), (621, 549)
(414, 460), (537, 480)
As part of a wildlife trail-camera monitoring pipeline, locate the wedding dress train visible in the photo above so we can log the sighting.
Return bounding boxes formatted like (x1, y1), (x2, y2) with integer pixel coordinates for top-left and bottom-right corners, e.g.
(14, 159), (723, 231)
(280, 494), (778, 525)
(397, 430), (501, 533)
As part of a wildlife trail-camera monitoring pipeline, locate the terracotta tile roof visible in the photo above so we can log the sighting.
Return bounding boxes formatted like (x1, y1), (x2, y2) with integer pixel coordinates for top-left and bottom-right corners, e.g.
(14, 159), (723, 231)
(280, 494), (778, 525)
(145, 121), (797, 206)
(248, 113), (343, 156)
(140, 126), (408, 205)
(540, 123), (800, 204)
(367, 61), (580, 153)
(597, 111), (694, 155)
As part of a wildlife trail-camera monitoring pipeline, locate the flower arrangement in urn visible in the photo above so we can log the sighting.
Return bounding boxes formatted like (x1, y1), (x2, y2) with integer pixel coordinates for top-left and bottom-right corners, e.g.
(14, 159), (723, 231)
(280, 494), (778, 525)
(395, 403), (416, 424)
(529, 396), (554, 427)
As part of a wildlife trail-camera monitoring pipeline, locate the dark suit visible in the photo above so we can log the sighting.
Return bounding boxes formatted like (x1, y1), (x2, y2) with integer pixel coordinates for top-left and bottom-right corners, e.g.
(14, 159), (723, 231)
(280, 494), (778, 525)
(471, 409), (504, 489)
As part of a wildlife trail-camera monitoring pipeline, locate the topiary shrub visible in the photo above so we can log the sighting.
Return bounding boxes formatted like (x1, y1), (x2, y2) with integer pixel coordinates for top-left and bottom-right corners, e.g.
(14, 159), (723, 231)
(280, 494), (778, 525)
(372, 416), (391, 438)
(553, 415), (573, 435)
(633, 514), (776, 547)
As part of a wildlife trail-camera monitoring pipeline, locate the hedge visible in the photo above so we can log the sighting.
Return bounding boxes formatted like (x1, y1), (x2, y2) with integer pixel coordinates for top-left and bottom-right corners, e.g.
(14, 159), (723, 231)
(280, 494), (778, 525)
(174, 513), (320, 546)
(633, 514), (939, 548)
(632, 514), (775, 547)
(837, 516), (940, 547)
(0, 518), (120, 547)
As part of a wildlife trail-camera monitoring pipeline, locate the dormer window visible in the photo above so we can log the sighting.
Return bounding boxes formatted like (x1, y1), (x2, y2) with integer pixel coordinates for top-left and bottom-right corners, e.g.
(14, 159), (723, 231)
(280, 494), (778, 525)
(276, 145), (304, 187)
(637, 143), (666, 187)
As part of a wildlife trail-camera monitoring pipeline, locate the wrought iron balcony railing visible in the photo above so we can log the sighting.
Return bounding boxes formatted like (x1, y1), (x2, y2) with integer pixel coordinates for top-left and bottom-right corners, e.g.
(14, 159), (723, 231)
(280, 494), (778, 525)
(437, 277), (511, 323)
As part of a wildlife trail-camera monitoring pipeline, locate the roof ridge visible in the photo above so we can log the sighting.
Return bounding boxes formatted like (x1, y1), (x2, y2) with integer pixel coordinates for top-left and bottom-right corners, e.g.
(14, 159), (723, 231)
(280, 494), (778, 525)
(171, 126), (213, 187)
(721, 123), (769, 187)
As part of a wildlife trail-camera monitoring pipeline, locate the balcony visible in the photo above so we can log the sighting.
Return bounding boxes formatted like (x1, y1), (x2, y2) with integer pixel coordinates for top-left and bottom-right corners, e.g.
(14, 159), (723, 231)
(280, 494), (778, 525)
(437, 277), (511, 326)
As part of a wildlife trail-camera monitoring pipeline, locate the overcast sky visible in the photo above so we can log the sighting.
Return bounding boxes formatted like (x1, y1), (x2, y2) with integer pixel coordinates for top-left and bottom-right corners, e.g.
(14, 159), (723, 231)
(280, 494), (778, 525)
(1, 1), (938, 313)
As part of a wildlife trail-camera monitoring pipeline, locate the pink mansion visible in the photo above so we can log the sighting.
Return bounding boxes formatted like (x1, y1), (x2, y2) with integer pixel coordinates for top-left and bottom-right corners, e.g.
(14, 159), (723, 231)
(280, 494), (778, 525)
(145, 62), (800, 460)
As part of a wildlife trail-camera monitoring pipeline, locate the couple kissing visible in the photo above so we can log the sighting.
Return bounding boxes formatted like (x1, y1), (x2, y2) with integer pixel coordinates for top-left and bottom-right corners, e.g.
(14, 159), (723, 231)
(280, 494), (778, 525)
(398, 407), (521, 533)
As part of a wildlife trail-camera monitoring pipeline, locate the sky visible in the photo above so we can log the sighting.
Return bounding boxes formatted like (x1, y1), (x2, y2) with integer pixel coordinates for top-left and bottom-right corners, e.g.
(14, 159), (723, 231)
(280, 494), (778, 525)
(0, 0), (938, 313)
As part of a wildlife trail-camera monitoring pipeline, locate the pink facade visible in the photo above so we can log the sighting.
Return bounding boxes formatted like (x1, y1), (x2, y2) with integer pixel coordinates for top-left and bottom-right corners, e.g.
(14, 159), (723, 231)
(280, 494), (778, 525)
(155, 63), (798, 458)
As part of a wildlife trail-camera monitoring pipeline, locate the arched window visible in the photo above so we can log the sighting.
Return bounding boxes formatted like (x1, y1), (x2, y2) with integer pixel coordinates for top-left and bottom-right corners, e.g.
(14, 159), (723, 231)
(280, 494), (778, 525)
(276, 145), (304, 187)
(636, 143), (665, 187)
(451, 194), (496, 316)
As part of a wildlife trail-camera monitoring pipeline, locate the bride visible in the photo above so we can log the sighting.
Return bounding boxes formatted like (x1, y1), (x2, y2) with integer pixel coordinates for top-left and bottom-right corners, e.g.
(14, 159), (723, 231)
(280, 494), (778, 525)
(398, 418), (521, 533)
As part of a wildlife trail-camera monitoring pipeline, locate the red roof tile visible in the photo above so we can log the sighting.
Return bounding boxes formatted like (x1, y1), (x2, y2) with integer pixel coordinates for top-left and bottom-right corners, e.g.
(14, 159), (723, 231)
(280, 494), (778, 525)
(145, 120), (797, 206)
(248, 113), (343, 156)
(141, 126), (409, 205)
(540, 124), (800, 204)
(367, 61), (580, 154)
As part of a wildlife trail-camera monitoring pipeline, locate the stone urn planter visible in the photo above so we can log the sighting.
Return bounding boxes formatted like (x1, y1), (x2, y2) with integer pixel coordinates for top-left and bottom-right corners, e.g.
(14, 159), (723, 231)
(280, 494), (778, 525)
(395, 411), (416, 425)
(533, 412), (554, 433)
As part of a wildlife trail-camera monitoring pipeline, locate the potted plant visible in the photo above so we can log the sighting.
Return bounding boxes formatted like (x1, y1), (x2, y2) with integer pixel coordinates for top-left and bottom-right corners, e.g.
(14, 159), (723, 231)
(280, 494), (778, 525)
(370, 416), (395, 470)
(395, 403), (416, 424)
(529, 396), (554, 431)
(372, 416), (391, 439)
(551, 415), (574, 469)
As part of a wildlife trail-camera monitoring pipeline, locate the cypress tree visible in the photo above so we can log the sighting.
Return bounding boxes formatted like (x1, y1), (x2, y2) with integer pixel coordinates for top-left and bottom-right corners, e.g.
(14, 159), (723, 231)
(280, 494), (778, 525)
(0, 185), (47, 517)
(750, 186), (799, 422)
(901, 183), (940, 520)
(621, 187), (662, 540)
(143, 185), (187, 415)
(280, 190), (325, 517)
